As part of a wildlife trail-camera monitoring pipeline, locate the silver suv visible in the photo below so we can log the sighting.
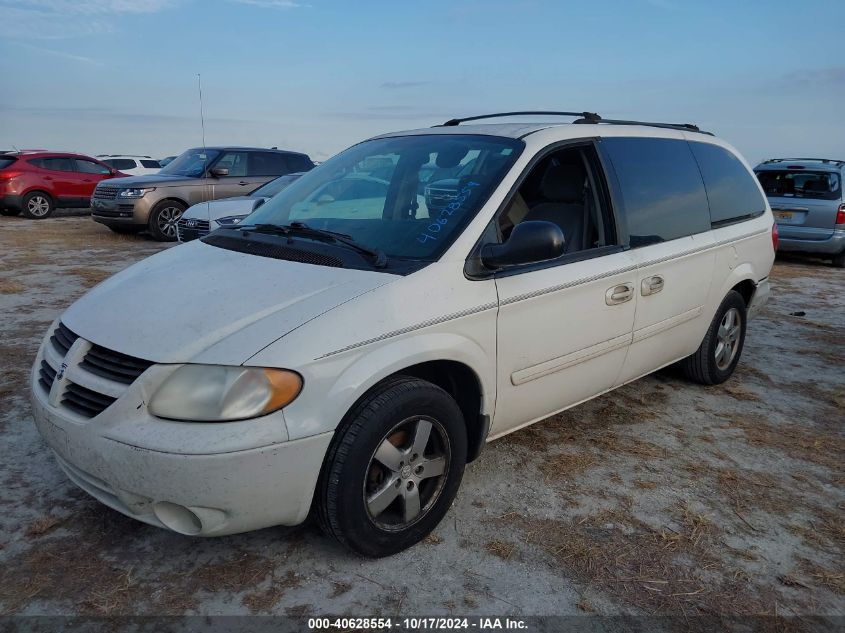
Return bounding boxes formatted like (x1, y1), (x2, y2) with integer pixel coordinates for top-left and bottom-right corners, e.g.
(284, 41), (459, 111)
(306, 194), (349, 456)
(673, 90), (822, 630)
(91, 146), (314, 241)
(755, 158), (845, 267)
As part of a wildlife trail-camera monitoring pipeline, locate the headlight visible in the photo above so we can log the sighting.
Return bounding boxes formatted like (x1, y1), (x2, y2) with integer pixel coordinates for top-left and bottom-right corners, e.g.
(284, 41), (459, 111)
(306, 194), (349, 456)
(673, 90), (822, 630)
(216, 214), (248, 226)
(149, 365), (302, 421)
(118, 188), (155, 198)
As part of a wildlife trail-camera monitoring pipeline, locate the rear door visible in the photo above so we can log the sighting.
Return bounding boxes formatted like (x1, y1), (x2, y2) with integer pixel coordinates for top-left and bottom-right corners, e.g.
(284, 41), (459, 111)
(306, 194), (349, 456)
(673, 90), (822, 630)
(756, 167), (842, 240)
(599, 137), (716, 384)
(31, 157), (78, 206)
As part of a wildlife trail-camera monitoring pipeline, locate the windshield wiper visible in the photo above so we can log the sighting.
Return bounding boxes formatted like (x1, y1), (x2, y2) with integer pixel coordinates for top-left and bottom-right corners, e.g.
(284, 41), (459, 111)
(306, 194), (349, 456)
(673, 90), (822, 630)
(237, 222), (388, 268)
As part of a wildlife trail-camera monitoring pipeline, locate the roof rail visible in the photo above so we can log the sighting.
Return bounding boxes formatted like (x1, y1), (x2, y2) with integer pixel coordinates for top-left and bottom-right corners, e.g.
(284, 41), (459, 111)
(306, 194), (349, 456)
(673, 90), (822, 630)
(762, 158), (845, 165)
(440, 111), (601, 126)
(439, 111), (711, 135)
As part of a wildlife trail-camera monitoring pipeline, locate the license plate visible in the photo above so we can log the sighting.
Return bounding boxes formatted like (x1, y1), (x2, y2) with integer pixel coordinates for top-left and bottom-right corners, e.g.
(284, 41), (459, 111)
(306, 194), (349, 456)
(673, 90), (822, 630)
(774, 210), (794, 221)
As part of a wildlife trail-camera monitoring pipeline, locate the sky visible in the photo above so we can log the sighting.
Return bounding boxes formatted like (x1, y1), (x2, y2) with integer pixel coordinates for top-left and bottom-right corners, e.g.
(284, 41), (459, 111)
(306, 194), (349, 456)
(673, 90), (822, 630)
(0, 0), (843, 164)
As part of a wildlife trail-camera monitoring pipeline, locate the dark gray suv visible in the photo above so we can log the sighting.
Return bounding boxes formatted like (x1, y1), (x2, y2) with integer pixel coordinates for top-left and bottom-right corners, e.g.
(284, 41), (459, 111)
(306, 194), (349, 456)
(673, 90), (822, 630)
(91, 146), (314, 241)
(755, 158), (845, 267)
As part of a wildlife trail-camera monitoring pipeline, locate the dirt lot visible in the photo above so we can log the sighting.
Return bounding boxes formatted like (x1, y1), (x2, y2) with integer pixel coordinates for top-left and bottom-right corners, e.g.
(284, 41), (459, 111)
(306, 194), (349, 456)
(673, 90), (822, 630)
(0, 215), (843, 625)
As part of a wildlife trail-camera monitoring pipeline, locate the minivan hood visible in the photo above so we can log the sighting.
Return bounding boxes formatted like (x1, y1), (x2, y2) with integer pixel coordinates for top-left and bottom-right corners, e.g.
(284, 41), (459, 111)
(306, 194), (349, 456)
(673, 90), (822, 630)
(61, 241), (393, 365)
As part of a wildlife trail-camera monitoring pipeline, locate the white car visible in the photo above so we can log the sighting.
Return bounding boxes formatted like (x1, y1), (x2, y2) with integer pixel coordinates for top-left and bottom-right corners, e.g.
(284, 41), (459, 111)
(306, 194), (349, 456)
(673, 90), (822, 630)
(97, 155), (161, 176)
(30, 112), (775, 556)
(177, 172), (304, 241)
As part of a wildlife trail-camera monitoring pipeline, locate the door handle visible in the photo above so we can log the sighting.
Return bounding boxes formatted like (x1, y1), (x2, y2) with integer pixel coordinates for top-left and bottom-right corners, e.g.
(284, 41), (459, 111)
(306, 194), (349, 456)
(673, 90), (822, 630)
(238, 181), (249, 186)
(641, 275), (665, 296)
(606, 283), (634, 305)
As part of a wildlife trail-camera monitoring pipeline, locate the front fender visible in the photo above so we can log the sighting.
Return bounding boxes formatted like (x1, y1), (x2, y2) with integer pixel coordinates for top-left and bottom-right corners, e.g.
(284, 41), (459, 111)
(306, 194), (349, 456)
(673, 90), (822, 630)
(280, 332), (496, 442)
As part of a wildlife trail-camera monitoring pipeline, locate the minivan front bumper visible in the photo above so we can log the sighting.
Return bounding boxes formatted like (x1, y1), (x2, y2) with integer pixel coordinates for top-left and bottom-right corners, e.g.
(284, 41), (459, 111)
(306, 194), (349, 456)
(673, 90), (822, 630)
(29, 334), (332, 536)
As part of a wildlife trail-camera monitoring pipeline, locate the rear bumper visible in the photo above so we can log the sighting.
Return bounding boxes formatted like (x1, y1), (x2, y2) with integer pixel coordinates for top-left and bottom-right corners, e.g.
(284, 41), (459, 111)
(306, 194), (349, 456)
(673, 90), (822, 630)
(747, 278), (770, 321)
(2, 194), (23, 210)
(777, 229), (845, 255)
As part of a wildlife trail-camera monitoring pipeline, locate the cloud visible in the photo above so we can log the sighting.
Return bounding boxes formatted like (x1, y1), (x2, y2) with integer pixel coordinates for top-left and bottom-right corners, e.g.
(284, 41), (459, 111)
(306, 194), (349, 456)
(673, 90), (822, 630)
(229, 0), (308, 8)
(11, 41), (103, 65)
(775, 66), (845, 90)
(0, 0), (177, 39)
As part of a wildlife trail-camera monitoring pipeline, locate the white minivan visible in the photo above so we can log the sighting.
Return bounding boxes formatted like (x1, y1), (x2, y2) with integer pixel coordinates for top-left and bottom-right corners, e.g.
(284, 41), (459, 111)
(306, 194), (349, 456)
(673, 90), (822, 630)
(30, 112), (775, 556)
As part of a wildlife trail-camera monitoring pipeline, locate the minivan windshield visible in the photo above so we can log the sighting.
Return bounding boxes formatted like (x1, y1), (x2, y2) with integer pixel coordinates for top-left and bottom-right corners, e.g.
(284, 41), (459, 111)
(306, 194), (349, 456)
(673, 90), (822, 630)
(159, 149), (221, 178)
(239, 135), (522, 261)
(756, 170), (842, 201)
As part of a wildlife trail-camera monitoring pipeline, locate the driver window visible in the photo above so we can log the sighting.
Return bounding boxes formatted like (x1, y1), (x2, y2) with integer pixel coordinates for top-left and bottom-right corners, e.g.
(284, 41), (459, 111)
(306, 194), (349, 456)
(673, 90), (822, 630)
(215, 151), (248, 177)
(498, 145), (614, 254)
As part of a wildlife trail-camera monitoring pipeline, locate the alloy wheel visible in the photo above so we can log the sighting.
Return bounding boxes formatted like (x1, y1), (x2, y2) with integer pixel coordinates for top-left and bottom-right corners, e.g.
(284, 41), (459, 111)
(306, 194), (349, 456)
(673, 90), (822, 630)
(364, 416), (450, 531)
(27, 195), (51, 217)
(157, 206), (182, 238)
(714, 307), (741, 371)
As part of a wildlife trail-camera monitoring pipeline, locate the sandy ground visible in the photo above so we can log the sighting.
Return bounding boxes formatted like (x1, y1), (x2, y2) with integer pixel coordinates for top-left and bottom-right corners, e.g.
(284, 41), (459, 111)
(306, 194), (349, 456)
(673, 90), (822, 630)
(0, 215), (842, 625)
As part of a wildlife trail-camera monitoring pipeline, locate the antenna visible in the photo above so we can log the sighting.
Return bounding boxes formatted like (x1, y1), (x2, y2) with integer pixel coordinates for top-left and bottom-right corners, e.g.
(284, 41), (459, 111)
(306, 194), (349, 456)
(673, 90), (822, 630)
(197, 73), (212, 237)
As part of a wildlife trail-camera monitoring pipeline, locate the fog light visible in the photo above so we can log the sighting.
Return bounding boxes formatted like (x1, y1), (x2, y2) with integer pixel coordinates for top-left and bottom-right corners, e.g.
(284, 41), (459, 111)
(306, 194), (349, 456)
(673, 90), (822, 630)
(153, 501), (202, 535)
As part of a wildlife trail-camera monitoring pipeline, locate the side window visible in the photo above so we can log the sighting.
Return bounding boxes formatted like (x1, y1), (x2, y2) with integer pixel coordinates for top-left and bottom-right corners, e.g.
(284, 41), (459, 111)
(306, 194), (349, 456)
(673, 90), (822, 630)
(103, 158), (136, 171)
(37, 157), (76, 172)
(497, 144), (616, 254)
(76, 159), (111, 175)
(688, 142), (766, 226)
(140, 159), (161, 168)
(215, 151), (248, 177)
(602, 137), (710, 247)
(249, 152), (290, 176)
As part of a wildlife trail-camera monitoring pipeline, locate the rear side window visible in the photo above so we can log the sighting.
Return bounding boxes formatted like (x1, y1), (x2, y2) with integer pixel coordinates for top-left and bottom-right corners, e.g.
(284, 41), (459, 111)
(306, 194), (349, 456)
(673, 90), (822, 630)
(103, 158), (136, 171)
(30, 157), (76, 172)
(140, 159), (160, 168)
(755, 169), (841, 201)
(249, 152), (290, 176)
(689, 142), (767, 226)
(602, 137), (710, 247)
(0, 157), (16, 169)
(76, 159), (111, 175)
(287, 154), (314, 172)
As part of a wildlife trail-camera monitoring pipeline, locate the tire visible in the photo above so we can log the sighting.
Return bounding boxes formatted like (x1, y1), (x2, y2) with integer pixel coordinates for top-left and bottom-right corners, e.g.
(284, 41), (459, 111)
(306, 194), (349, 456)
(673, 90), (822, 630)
(148, 200), (186, 241)
(832, 251), (845, 268)
(21, 192), (55, 219)
(0, 208), (21, 216)
(316, 376), (467, 557)
(680, 290), (747, 385)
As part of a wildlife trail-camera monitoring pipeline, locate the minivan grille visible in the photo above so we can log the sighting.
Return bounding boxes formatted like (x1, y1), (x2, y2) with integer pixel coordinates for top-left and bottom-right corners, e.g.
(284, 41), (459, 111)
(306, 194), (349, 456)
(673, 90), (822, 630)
(202, 234), (344, 267)
(61, 383), (117, 418)
(39, 322), (153, 419)
(93, 186), (119, 200)
(51, 321), (79, 356)
(80, 344), (154, 385)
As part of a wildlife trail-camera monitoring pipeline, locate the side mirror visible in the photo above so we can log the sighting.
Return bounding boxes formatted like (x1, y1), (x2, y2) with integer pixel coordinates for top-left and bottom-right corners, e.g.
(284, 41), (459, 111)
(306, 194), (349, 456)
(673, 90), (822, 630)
(253, 198), (267, 210)
(210, 167), (229, 177)
(317, 194), (335, 205)
(480, 221), (565, 269)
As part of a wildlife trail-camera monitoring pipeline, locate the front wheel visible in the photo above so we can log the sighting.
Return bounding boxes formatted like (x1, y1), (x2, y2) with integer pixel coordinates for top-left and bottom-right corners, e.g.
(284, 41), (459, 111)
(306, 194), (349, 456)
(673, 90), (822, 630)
(680, 290), (747, 385)
(148, 200), (186, 241)
(21, 192), (54, 219)
(316, 376), (467, 557)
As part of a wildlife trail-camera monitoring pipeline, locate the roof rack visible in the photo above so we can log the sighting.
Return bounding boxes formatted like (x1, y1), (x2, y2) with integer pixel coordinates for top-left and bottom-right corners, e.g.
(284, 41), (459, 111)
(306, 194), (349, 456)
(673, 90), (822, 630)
(761, 158), (845, 165)
(439, 111), (711, 135)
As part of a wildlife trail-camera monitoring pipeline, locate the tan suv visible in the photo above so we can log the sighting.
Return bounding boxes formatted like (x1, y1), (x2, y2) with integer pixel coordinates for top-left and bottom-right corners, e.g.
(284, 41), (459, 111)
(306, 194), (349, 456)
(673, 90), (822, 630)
(90, 146), (314, 240)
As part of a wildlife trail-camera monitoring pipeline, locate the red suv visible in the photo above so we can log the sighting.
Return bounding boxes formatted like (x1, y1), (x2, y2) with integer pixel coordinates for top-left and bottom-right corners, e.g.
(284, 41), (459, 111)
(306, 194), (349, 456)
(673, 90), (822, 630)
(0, 151), (128, 219)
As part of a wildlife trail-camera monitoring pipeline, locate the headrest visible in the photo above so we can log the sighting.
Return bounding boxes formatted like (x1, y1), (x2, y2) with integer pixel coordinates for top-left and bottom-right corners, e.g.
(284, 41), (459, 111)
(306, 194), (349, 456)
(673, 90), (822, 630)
(435, 143), (470, 169)
(539, 163), (585, 202)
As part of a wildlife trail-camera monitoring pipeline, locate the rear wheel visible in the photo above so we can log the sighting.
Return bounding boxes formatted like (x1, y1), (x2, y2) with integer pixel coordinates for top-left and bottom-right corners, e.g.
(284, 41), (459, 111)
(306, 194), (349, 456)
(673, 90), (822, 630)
(148, 200), (186, 241)
(832, 251), (845, 268)
(316, 376), (467, 557)
(21, 192), (54, 219)
(680, 290), (747, 385)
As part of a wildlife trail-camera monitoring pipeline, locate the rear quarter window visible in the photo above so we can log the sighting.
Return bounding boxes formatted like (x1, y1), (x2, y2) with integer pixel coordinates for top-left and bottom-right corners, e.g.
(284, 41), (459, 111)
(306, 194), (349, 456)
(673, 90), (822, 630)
(689, 142), (766, 226)
(140, 159), (161, 168)
(601, 137), (710, 247)
(0, 157), (16, 169)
